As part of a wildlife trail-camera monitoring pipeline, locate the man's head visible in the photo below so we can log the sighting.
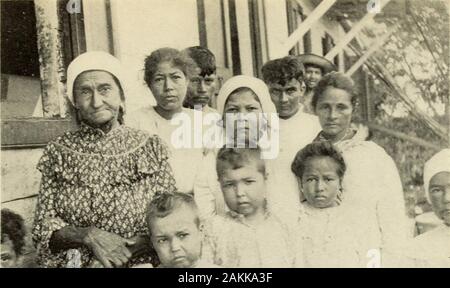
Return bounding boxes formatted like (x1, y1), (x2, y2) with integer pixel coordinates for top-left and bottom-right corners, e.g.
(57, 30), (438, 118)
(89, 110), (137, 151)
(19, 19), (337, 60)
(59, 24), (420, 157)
(182, 46), (217, 109)
(261, 56), (305, 119)
(146, 192), (202, 268)
(297, 54), (337, 91)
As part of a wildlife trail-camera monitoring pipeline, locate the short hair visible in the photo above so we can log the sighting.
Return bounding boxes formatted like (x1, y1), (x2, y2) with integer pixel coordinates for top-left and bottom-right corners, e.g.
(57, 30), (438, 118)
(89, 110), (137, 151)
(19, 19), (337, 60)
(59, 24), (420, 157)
(216, 147), (266, 179)
(312, 71), (358, 111)
(261, 56), (305, 86)
(183, 46), (216, 77)
(146, 192), (200, 235)
(1, 209), (26, 256)
(144, 47), (197, 87)
(291, 141), (346, 180)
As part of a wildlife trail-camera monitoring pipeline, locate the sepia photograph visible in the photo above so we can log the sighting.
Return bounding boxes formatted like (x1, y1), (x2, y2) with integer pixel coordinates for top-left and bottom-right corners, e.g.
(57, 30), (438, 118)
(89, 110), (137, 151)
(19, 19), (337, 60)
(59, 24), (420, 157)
(0, 0), (449, 269)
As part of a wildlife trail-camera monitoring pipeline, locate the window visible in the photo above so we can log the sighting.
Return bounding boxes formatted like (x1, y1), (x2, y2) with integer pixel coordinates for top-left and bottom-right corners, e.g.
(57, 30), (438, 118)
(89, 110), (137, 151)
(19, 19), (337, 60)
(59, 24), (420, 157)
(1, 0), (86, 148)
(286, 0), (311, 55)
(322, 32), (339, 67)
(248, 0), (267, 78)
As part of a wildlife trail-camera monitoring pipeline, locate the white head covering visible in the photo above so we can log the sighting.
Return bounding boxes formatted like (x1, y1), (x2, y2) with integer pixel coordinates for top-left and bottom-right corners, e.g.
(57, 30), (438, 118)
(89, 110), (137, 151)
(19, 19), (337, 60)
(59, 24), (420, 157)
(424, 149), (450, 198)
(66, 51), (127, 106)
(216, 75), (277, 116)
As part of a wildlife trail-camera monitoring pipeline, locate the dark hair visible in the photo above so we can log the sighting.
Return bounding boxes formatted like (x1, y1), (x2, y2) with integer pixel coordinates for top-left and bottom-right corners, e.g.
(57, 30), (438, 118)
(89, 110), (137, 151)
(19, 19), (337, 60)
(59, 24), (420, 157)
(261, 56), (305, 86)
(183, 46), (216, 77)
(312, 71), (358, 111)
(291, 141), (346, 180)
(144, 47), (197, 87)
(216, 147), (266, 179)
(146, 192), (200, 235)
(1, 209), (26, 256)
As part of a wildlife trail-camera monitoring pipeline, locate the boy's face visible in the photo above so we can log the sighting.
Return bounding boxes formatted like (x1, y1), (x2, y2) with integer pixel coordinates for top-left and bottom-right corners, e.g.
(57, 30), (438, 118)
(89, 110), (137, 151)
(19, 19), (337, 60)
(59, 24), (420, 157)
(300, 156), (341, 208)
(186, 71), (217, 108)
(428, 171), (450, 226)
(304, 66), (323, 89)
(149, 205), (202, 268)
(219, 160), (267, 216)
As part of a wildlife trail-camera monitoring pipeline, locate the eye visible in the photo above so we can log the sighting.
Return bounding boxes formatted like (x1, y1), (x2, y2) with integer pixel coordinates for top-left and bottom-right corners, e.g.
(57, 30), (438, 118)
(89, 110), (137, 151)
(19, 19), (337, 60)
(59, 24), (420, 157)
(287, 88), (297, 94)
(325, 177), (335, 182)
(172, 74), (182, 80)
(179, 233), (189, 239)
(247, 106), (259, 111)
(99, 86), (112, 94)
(244, 179), (255, 185)
(157, 238), (167, 244)
(153, 77), (164, 83)
(430, 188), (443, 194)
(306, 178), (316, 182)
(205, 78), (214, 84)
(226, 108), (238, 113)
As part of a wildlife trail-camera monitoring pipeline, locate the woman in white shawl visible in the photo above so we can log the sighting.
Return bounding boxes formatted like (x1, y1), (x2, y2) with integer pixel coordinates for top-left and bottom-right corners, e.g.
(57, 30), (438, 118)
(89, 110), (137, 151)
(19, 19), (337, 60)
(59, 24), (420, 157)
(407, 149), (450, 267)
(311, 72), (412, 265)
(193, 75), (290, 221)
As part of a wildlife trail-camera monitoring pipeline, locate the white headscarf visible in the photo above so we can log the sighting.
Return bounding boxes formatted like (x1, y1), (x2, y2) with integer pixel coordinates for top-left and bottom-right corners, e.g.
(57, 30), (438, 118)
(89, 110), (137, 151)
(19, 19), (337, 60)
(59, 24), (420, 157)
(66, 51), (127, 106)
(216, 75), (277, 116)
(424, 149), (450, 199)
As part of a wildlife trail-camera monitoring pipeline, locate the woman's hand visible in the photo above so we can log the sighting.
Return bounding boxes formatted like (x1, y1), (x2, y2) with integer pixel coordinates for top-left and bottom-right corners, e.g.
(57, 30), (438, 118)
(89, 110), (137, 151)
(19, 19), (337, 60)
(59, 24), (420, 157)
(83, 227), (136, 268)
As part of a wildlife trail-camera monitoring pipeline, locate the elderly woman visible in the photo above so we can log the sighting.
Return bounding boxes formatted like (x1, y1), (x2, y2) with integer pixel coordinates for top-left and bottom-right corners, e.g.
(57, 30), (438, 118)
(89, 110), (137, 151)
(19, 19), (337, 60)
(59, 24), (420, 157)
(193, 75), (290, 221)
(407, 149), (450, 267)
(311, 72), (412, 260)
(32, 51), (176, 268)
(126, 48), (206, 194)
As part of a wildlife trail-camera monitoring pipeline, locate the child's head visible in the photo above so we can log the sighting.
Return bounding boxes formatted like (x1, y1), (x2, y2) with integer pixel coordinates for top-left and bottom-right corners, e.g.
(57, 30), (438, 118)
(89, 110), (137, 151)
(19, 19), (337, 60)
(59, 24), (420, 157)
(216, 147), (267, 216)
(146, 192), (202, 268)
(291, 142), (346, 208)
(1, 209), (26, 268)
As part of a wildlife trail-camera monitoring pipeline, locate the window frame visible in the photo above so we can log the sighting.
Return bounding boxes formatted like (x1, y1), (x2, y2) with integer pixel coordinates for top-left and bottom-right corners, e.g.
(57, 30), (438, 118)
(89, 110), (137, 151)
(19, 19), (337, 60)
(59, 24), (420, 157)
(1, 0), (86, 149)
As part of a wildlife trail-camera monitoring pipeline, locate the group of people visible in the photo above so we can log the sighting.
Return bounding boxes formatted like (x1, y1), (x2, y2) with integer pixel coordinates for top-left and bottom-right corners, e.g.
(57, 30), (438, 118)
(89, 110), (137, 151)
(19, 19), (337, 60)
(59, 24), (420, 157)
(2, 46), (448, 268)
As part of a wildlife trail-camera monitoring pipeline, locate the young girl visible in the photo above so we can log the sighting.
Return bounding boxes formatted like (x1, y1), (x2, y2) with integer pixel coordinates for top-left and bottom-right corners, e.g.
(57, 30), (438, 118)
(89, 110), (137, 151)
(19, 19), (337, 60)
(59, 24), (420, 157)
(291, 141), (364, 267)
(205, 147), (295, 268)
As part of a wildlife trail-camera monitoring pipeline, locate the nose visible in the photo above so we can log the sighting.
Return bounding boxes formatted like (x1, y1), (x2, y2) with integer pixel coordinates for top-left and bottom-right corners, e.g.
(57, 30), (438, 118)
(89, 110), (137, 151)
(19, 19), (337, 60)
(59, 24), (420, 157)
(444, 187), (450, 202)
(316, 179), (325, 192)
(198, 80), (207, 93)
(92, 90), (103, 108)
(280, 92), (289, 103)
(164, 78), (175, 91)
(235, 183), (247, 197)
(328, 107), (338, 120)
(170, 238), (182, 253)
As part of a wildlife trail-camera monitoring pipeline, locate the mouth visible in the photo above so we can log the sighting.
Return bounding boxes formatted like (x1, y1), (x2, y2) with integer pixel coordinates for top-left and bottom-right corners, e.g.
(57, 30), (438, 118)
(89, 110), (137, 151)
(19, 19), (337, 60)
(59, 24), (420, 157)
(173, 256), (186, 263)
(314, 195), (328, 201)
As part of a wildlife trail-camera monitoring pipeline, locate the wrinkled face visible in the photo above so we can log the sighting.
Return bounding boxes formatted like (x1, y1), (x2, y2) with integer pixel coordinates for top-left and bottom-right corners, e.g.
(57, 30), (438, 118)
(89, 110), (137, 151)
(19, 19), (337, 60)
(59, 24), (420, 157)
(300, 156), (342, 208)
(219, 162), (267, 217)
(149, 205), (202, 268)
(74, 71), (122, 127)
(268, 78), (304, 119)
(186, 71), (217, 108)
(304, 66), (323, 89)
(149, 61), (188, 112)
(1, 236), (18, 268)
(429, 171), (450, 226)
(223, 89), (263, 145)
(315, 87), (353, 141)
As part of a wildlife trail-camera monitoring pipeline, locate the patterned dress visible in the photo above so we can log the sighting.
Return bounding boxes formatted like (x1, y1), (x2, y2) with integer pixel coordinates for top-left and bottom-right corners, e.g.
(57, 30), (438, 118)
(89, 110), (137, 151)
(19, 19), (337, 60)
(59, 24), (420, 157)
(32, 123), (176, 267)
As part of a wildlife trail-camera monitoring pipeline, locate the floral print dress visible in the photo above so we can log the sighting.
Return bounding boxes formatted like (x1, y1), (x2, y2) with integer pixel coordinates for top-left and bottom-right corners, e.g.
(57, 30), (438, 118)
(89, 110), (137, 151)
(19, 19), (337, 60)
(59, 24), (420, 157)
(32, 123), (176, 267)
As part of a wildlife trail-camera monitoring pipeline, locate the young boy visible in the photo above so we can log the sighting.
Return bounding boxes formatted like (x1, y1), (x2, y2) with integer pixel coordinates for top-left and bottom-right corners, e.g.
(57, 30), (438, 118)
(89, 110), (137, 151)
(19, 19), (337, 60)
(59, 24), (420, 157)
(146, 192), (218, 268)
(1, 209), (26, 268)
(182, 46), (218, 113)
(206, 147), (296, 268)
